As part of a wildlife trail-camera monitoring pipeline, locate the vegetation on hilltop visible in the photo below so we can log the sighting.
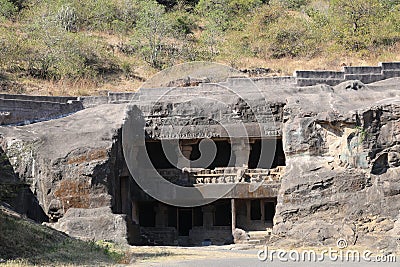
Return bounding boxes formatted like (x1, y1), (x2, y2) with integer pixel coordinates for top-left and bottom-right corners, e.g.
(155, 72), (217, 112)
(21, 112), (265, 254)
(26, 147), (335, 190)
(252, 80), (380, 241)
(0, 0), (399, 95)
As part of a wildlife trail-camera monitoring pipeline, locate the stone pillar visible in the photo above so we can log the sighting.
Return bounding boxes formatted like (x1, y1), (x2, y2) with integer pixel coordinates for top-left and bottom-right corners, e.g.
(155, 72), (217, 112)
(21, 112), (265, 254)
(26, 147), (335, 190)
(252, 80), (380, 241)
(131, 200), (139, 224)
(231, 199), (236, 233)
(129, 145), (143, 168)
(155, 203), (168, 227)
(231, 139), (251, 167)
(202, 205), (215, 228)
(176, 142), (193, 169)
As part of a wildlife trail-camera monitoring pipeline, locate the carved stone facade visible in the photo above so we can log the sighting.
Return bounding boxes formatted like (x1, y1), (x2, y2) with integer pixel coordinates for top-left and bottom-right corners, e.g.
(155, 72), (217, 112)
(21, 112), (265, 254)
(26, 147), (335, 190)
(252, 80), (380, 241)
(1, 63), (400, 251)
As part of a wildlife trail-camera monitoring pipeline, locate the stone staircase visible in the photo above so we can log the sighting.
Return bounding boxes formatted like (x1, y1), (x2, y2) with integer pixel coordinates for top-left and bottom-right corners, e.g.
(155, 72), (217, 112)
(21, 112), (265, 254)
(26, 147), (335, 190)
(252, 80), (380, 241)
(245, 230), (272, 246)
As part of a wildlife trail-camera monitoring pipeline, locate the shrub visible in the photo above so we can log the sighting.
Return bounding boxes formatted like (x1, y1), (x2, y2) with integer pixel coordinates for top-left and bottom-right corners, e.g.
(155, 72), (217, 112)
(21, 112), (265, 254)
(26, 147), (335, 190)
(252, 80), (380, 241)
(328, 0), (395, 52)
(56, 5), (79, 32)
(274, 0), (310, 9)
(0, 0), (17, 19)
(132, 0), (172, 69)
(24, 17), (118, 80)
(267, 16), (318, 58)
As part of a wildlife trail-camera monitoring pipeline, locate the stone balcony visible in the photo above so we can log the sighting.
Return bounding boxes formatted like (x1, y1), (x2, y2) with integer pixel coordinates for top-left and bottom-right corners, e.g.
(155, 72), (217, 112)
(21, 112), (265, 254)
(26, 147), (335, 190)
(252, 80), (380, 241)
(157, 166), (285, 187)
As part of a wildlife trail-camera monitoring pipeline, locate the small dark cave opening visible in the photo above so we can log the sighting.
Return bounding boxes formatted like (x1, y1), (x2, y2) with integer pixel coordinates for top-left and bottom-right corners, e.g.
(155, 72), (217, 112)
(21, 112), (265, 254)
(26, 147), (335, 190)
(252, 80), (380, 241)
(371, 153), (389, 175)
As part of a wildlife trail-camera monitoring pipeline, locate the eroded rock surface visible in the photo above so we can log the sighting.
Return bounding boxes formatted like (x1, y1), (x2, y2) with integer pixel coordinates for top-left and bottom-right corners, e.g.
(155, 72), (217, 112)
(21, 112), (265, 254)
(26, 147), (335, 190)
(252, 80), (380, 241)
(273, 79), (400, 252)
(0, 104), (127, 243)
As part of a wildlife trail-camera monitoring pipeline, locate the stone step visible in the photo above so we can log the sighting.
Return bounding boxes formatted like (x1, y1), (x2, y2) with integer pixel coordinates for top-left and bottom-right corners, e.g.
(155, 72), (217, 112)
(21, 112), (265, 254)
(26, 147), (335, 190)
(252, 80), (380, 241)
(294, 70), (344, 79)
(246, 239), (265, 245)
(296, 78), (343, 87)
(344, 73), (384, 84)
(343, 66), (382, 74)
(248, 230), (271, 239)
(383, 70), (400, 78)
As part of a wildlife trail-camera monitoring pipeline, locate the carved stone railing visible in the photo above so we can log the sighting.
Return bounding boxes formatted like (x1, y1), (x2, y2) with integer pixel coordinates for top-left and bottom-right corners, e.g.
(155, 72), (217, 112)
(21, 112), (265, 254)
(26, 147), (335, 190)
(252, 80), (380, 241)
(157, 166), (285, 187)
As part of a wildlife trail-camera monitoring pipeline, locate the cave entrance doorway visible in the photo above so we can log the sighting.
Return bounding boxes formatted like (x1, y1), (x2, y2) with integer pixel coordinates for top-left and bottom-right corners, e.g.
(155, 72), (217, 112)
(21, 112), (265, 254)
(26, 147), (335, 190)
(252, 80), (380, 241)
(248, 138), (286, 169)
(264, 201), (276, 224)
(178, 208), (192, 236)
(139, 202), (156, 227)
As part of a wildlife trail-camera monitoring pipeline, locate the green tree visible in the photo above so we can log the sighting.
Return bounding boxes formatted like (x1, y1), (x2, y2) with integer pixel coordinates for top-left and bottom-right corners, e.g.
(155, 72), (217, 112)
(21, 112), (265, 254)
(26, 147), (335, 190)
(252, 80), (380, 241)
(0, 0), (17, 19)
(267, 15), (318, 58)
(133, 0), (171, 69)
(329, 0), (388, 51)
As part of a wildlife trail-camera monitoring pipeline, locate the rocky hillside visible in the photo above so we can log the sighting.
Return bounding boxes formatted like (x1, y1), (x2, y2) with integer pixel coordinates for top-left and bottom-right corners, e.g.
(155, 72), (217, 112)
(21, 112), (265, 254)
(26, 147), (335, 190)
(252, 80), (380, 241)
(0, 0), (399, 95)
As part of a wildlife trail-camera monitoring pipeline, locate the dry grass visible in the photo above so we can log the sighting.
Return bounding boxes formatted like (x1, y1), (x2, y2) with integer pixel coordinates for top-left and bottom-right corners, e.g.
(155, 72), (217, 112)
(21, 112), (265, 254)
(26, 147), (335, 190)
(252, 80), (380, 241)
(126, 245), (255, 265)
(2, 37), (400, 97)
(0, 209), (120, 266)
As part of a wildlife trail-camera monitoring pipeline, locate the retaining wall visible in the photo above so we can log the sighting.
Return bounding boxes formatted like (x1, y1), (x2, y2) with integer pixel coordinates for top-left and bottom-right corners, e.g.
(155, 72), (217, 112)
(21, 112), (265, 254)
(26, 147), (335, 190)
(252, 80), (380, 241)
(0, 97), (83, 125)
(295, 62), (400, 86)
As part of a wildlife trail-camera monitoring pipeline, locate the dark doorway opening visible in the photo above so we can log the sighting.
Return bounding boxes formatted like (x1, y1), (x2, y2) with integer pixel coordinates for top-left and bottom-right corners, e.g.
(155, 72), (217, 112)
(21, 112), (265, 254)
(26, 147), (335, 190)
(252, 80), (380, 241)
(214, 200), (231, 226)
(248, 139), (286, 169)
(264, 201), (276, 223)
(145, 141), (176, 169)
(193, 207), (203, 226)
(168, 206), (177, 228)
(250, 199), (261, 220)
(371, 153), (389, 175)
(139, 202), (156, 227)
(178, 209), (192, 236)
(191, 140), (231, 169)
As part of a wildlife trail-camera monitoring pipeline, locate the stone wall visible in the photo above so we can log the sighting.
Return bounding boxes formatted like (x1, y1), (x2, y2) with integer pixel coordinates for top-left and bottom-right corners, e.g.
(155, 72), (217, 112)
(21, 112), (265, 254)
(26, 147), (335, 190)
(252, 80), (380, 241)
(189, 226), (232, 245)
(295, 62), (400, 86)
(140, 227), (177, 245)
(0, 94), (83, 125)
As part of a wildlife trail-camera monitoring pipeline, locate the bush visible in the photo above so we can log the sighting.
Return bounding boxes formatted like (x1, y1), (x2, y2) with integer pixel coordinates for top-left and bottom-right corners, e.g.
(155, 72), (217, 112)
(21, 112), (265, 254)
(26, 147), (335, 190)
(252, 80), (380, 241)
(274, 0), (310, 9)
(328, 0), (397, 52)
(132, 0), (172, 69)
(267, 16), (318, 58)
(0, 0), (17, 19)
(23, 16), (118, 80)
(0, 25), (25, 72)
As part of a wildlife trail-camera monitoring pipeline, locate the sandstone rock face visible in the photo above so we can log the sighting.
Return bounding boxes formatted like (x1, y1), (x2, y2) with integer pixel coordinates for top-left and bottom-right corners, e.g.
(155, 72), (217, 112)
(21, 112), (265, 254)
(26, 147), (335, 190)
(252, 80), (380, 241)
(49, 207), (128, 244)
(0, 104), (128, 243)
(273, 79), (400, 252)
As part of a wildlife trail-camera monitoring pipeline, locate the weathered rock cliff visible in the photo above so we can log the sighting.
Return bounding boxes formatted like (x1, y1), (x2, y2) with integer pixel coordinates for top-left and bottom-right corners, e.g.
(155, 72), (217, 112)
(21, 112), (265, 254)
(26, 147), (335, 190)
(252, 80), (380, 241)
(0, 104), (128, 243)
(273, 79), (400, 252)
